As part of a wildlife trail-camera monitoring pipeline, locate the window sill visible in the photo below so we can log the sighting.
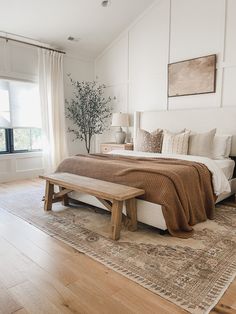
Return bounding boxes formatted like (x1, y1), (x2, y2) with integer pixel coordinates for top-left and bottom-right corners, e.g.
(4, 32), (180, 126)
(0, 151), (42, 159)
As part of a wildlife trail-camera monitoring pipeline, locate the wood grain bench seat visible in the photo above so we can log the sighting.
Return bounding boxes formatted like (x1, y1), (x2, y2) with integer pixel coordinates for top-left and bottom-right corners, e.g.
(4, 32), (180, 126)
(39, 172), (145, 240)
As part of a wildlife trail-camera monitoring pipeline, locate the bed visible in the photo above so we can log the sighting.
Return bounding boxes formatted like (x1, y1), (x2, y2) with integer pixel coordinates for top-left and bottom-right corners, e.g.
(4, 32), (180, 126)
(61, 108), (236, 233)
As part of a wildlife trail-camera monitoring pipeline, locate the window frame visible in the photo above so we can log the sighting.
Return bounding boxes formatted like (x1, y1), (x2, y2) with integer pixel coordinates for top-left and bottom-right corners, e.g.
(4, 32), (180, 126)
(0, 78), (42, 155)
(0, 128), (42, 154)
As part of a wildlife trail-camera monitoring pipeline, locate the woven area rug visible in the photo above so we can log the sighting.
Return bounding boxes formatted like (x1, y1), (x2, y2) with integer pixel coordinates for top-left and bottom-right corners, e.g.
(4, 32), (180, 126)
(0, 180), (236, 314)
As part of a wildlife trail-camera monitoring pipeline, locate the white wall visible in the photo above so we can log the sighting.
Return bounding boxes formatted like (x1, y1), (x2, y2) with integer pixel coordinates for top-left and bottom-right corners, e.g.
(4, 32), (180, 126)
(95, 0), (236, 143)
(0, 40), (94, 182)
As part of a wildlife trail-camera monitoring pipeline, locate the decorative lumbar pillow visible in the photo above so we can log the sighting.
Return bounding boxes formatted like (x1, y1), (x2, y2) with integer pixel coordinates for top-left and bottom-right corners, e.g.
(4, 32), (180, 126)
(134, 129), (163, 153)
(188, 129), (216, 158)
(161, 130), (190, 155)
(212, 135), (232, 159)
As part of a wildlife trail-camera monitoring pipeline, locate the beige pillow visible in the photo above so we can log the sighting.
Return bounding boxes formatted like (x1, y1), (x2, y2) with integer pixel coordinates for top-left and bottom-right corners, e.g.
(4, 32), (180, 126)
(162, 130), (190, 155)
(212, 135), (232, 159)
(134, 129), (163, 153)
(188, 129), (216, 158)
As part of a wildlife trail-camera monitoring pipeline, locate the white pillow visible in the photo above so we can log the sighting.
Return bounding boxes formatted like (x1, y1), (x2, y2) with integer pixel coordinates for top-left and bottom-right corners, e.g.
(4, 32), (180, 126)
(212, 135), (232, 159)
(188, 129), (216, 158)
(225, 136), (232, 158)
(162, 130), (190, 155)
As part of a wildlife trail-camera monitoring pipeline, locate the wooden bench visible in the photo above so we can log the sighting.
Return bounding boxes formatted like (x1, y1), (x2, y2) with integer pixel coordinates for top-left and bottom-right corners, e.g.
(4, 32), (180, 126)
(39, 172), (145, 240)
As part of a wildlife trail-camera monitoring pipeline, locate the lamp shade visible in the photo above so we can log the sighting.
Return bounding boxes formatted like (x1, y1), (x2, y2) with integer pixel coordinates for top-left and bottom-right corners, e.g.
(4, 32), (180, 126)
(111, 113), (129, 127)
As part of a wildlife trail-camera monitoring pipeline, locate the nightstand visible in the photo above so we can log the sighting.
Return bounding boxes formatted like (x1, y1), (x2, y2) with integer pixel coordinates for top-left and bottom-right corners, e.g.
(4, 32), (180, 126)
(100, 142), (133, 154)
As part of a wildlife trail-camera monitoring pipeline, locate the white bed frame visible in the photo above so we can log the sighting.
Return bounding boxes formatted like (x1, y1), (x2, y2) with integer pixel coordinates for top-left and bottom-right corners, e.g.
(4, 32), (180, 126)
(71, 108), (236, 231)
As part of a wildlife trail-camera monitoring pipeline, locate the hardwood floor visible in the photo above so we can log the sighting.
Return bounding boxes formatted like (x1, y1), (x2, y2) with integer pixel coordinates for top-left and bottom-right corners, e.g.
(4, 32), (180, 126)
(0, 181), (236, 313)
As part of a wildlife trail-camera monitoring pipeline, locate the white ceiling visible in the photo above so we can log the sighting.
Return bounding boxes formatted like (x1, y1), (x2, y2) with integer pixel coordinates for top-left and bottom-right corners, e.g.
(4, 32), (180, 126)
(0, 0), (154, 59)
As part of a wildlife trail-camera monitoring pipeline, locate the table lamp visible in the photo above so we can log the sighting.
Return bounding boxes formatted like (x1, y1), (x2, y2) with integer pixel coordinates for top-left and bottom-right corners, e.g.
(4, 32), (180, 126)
(111, 112), (129, 144)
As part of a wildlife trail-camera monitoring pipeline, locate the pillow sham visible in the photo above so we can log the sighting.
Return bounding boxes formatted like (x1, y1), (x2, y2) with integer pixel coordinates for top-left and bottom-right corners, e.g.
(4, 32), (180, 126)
(161, 130), (190, 155)
(212, 135), (232, 159)
(225, 136), (232, 158)
(134, 129), (163, 153)
(188, 129), (216, 158)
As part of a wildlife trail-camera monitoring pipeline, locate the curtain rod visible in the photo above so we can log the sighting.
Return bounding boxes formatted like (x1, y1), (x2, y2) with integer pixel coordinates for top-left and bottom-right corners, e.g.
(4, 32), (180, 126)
(0, 36), (66, 54)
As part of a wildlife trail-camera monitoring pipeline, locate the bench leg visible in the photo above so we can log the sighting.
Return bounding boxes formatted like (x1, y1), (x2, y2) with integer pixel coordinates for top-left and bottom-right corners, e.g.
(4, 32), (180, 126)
(125, 198), (138, 232)
(44, 181), (54, 211)
(111, 200), (123, 240)
(59, 186), (69, 206)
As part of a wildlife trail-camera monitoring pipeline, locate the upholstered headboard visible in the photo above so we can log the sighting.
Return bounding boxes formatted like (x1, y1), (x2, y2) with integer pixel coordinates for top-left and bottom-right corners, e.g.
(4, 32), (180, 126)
(134, 108), (236, 156)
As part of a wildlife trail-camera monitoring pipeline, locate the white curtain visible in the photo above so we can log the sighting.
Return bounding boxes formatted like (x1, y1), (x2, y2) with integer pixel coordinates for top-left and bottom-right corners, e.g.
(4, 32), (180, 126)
(38, 49), (68, 173)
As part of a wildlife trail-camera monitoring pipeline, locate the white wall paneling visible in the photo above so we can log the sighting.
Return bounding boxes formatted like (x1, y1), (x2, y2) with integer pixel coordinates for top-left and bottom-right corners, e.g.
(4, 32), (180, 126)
(129, 0), (170, 112)
(0, 153), (43, 183)
(224, 0), (236, 64)
(168, 0), (225, 110)
(0, 159), (11, 173)
(222, 66), (236, 107)
(221, 0), (236, 107)
(95, 35), (128, 86)
(16, 156), (43, 172)
(169, 0), (223, 62)
(95, 0), (236, 139)
(95, 34), (129, 150)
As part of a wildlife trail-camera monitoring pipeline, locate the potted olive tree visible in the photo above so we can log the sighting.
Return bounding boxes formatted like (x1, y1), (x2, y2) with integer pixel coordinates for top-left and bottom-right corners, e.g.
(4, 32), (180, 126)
(66, 77), (112, 153)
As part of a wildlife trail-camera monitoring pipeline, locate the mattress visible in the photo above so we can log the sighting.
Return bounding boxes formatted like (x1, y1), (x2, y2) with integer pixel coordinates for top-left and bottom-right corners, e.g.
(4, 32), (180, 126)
(214, 159), (235, 180)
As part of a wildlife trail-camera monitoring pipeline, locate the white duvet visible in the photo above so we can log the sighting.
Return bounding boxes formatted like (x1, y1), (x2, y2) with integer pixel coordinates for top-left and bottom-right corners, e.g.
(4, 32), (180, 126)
(109, 150), (231, 196)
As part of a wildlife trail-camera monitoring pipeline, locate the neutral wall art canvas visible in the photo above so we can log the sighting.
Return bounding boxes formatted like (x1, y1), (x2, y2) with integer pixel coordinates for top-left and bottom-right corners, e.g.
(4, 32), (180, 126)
(168, 54), (216, 97)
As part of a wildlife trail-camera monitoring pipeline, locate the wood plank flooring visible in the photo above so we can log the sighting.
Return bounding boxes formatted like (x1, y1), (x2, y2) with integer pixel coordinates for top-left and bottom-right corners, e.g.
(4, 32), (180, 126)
(0, 180), (236, 313)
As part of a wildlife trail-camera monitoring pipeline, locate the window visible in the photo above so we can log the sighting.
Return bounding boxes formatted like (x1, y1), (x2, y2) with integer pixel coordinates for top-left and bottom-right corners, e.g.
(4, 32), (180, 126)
(13, 128), (42, 151)
(0, 79), (42, 154)
(0, 129), (7, 152)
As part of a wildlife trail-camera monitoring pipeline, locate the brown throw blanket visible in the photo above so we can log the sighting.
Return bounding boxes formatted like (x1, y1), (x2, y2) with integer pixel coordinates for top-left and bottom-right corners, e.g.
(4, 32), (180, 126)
(56, 154), (215, 238)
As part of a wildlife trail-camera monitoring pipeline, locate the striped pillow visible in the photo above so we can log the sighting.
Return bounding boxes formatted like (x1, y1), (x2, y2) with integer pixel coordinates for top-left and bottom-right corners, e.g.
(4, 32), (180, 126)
(162, 130), (190, 155)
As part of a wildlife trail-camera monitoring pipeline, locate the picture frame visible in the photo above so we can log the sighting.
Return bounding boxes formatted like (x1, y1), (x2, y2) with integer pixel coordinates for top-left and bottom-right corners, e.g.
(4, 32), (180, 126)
(168, 54), (217, 97)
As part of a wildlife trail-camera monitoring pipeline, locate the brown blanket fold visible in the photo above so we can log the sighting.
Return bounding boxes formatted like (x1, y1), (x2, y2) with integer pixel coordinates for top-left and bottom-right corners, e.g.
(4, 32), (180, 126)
(56, 154), (215, 238)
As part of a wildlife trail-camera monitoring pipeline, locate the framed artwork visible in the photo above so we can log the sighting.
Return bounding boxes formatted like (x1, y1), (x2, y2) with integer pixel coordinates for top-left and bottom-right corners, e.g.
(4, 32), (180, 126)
(168, 54), (216, 97)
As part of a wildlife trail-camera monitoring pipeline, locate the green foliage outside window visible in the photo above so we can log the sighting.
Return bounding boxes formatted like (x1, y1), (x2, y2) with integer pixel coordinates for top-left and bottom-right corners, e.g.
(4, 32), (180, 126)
(14, 128), (42, 151)
(0, 129), (6, 152)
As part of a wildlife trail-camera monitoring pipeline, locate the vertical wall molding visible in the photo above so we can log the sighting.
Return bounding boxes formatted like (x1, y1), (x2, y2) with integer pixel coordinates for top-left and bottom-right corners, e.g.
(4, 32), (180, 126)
(127, 31), (130, 113)
(222, 0), (228, 63)
(166, 0), (172, 111)
(219, 0), (228, 108)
